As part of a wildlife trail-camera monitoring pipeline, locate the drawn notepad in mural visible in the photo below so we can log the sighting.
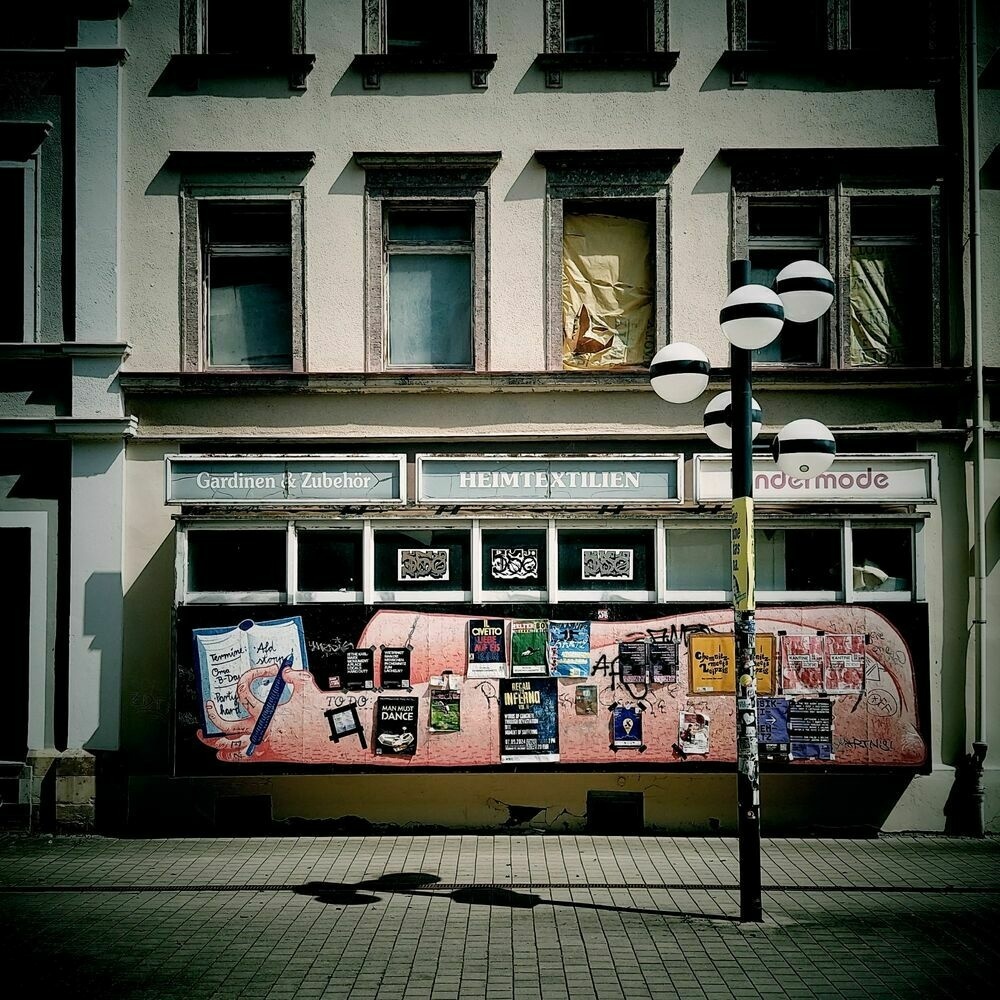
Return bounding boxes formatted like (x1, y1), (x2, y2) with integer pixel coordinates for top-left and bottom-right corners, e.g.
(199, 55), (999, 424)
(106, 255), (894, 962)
(193, 617), (309, 737)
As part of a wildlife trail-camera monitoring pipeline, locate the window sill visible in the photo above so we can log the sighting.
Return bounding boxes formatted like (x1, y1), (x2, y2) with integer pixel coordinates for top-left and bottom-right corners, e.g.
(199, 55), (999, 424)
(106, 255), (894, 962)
(168, 52), (316, 91)
(722, 49), (953, 88)
(352, 52), (498, 90)
(535, 50), (680, 88)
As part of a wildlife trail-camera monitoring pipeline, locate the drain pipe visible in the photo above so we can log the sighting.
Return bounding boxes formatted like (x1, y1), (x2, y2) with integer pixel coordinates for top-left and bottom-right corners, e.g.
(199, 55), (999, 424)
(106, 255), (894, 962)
(966, 0), (988, 836)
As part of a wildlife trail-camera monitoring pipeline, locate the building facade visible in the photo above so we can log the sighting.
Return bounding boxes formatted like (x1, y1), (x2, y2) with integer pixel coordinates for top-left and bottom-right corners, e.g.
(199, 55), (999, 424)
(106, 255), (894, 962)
(2, 0), (998, 835)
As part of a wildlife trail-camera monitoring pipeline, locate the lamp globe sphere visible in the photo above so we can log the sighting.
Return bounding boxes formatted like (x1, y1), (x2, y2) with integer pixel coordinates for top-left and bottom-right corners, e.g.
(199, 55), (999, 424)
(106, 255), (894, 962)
(703, 391), (763, 450)
(649, 343), (711, 404)
(772, 418), (837, 479)
(775, 260), (835, 323)
(719, 284), (785, 350)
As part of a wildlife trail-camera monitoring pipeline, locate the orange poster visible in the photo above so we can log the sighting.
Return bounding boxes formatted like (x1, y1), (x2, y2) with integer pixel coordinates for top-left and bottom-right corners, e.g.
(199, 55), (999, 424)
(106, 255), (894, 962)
(689, 633), (776, 695)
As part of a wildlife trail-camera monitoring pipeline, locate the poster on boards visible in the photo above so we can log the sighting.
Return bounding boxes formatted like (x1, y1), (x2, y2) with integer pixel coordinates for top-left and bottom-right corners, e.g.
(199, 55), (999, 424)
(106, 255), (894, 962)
(467, 618), (507, 678)
(429, 688), (461, 733)
(380, 647), (411, 689)
(510, 620), (549, 676)
(373, 697), (419, 756)
(499, 678), (560, 763)
(344, 647), (375, 690)
(757, 696), (790, 759)
(678, 710), (710, 755)
(549, 620), (591, 677)
(689, 633), (776, 694)
(649, 639), (679, 683)
(611, 705), (644, 749)
(823, 634), (866, 694)
(618, 642), (649, 685)
(575, 685), (598, 715)
(780, 635), (825, 693)
(788, 698), (834, 760)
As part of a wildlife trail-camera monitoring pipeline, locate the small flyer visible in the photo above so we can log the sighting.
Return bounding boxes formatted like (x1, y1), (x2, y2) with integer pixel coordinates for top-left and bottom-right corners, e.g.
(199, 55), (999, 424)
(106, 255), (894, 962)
(823, 634), (866, 694)
(649, 640), (679, 683)
(373, 697), (419, 756)
(618, 642), (649, 685)
(575, 685), (598, 715)
(611, 705), (643, 749)
(757, 696), (791, 759)
(467, 618), (507, 679)
(510, 620), (549, 676)
(343, 647), (375, 690)
(429, 688), (461, 733)
(549, 620), (591, 677)
(788, 698), (834, 760)
(380, 647), (411, 689)
(678, 710), (711, 755)
(781, 635), (825, 694)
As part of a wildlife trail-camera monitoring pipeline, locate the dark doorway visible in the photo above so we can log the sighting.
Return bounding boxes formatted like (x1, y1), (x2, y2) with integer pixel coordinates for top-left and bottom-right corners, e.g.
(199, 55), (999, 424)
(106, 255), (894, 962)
(0, 528), (31, 761)
(587, 790), (644, 833)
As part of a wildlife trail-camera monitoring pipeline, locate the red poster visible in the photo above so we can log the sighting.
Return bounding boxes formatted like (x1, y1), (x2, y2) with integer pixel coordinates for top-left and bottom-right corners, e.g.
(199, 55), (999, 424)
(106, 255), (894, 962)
(824, 634), (866, 694)
(780, 634), (824, 693)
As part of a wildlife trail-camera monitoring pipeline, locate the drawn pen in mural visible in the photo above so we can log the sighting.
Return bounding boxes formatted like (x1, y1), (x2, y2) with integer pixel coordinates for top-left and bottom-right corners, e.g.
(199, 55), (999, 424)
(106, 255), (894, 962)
(246, 654), (294, 757)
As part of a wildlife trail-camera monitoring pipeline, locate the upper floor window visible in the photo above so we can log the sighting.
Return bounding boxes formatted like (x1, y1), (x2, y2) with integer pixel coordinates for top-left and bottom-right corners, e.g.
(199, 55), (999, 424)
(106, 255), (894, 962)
(203, 0), (292, 53)
(539, 0), (676, 87)
(536, 149), (681, 371)
(730, 150), (944, 369)
(355, 152), (500, 373)
(357, 0), (494, 89)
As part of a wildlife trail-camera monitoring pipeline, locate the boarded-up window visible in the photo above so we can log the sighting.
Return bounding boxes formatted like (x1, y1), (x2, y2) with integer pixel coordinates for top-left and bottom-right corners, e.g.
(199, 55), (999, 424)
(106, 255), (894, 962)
(562, 207), (654, 370)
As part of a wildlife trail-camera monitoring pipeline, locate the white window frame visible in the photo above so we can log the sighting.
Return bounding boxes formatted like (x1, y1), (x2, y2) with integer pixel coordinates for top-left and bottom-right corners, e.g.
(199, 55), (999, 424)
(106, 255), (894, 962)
(371, 520), (474, 603)
(663, 522), (732, 604)
(293, 522), (365, 604)
(552, 521), (657, 604)
(476, 517), (550, 602)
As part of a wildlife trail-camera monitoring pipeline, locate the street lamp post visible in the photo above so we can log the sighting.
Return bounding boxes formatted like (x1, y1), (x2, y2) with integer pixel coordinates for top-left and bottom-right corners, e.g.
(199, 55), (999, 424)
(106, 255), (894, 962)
(649, 256), (837, 923)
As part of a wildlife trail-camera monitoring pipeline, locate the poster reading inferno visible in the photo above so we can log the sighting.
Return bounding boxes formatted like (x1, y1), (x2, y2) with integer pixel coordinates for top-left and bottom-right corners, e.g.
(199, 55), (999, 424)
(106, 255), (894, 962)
(177, 604), (928, 772)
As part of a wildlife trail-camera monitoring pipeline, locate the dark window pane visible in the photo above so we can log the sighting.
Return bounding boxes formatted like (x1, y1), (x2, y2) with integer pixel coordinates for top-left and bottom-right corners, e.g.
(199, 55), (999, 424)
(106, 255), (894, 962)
(750, 249), (821, 364)
(749, 202), (824, 240)
(747, 0), (823, 50)
(297, 531), (363, 593)
(388, 209), (472, 243)
(756, 528), (841, 591)
(205, 0), (291, 53)
(482, 529), (547, 590)
(387, 253), (472, 367)
(386, 0), (470, 52)
(374, 529), (471, 591)
(852, 527), (912, 592)
(564, 0), (648, 53)
(188, 530), (286, 592)
(852, 200), (925, 240)
(204, 203), (290, 248)
(558, 530), (654, 591)
(208, 255), (292, 368)
(666, 529), (731, 590)
(0, 169), (25, 342)
(850, 0), (929, 51)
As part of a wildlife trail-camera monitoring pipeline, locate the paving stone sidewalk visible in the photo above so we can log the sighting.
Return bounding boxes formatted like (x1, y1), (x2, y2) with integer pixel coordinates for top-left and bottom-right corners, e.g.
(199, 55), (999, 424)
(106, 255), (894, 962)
(0, 834), (997, 1000)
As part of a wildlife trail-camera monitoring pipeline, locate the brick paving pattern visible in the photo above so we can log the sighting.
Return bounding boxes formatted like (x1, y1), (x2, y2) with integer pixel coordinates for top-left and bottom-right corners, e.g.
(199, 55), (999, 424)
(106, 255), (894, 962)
(0, 835), (996, 999)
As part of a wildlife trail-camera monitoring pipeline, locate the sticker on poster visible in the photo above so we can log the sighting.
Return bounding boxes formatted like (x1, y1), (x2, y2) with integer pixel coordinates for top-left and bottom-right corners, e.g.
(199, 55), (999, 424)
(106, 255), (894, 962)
(780, 635), (824, 693)
(549, 620), (590, 677)
(823, 634), (866, 694)
(649, 640), (679, 683)
(757, 696), (791, 759)
(611, 705), (644, 750)
(575, 685), (598, 715)
(343, 647), (375, 690)
(380, 646), (411, 689)
(618, 641), (649, 685)
(788, 698), (834, 760)
(373, 697), (419, 756)
(678, 710), (710, 755)
(510, 620), (549, 676)
(467, 618), (507, 679)
(499, 678), (559, 763)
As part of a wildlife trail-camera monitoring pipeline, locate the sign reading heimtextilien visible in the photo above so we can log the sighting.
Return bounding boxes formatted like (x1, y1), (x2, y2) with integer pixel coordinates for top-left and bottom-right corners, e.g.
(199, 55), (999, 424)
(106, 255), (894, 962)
(165, 455), (405, 505)
(694, 454), (937, 503)
(417, 456), (682, 504)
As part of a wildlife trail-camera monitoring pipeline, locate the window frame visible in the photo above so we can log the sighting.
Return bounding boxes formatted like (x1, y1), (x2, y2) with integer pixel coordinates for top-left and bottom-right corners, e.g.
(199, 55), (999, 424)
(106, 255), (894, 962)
(539, 0), (676, 88)
(355, 152), (500, 374)
(730, 155), (944, 370)
(180, 186), (306, 373)
(536, 149), (680, 371)
(357, 0), (495, 89)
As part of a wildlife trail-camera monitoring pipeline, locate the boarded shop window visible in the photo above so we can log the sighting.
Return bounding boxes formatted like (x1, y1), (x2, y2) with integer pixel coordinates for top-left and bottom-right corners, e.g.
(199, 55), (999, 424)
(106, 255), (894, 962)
(563, 0), (649, 53)
(665, 529), (730, 591)
(755, 528), (841, 593)
(187, 529), (286, 593)
(297, 530), (363, 594)
(849, 199), (931, 367)
(557, 529), (654, 592)
(482, 529), (547, 591)
(202, 202), (293, 369)
(852, 526), (912, 593)
(386, 0), (470, 52)
(374, 529), (471, 593)
(748, 201), (826, 364)
(203, 0), (292, 52)
(562, 204), (655, 370)
(386, 208), (474, 368)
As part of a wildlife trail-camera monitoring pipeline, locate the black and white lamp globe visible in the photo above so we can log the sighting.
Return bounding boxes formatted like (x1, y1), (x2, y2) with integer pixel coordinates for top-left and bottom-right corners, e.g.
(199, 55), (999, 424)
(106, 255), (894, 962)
(719, 284), (785, 350)
(703, 391), (763, 450)
(649, 343), (711, 404)
(774, 261), (836, 323)
(772, 418), (837, 478)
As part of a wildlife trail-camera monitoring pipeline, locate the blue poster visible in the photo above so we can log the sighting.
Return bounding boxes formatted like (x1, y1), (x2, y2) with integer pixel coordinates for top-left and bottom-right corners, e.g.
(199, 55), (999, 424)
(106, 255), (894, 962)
(499, 678), (559, 763)
(757, 697), (790, 747)
(549, 620), (591, 677)
(611, 705), (643, 749)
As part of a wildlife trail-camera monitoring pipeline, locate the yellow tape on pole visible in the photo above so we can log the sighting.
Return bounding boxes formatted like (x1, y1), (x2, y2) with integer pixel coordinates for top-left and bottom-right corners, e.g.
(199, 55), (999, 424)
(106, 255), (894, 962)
(732, 495), (755, 612)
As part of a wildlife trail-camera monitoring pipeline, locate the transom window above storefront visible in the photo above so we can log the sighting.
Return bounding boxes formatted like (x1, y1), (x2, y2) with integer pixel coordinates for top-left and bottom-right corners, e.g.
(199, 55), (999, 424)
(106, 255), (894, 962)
(176, 518), (922, 606)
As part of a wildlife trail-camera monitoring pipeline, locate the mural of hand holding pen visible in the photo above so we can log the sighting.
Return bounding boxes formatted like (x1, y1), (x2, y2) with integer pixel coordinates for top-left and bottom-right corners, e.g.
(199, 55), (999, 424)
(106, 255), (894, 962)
(246, 653), (294, 757)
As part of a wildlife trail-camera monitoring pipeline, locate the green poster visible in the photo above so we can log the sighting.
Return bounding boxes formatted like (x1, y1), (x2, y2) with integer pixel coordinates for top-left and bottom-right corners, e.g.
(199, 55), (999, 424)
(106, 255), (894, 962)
(429, 689), (461, 733)
(510, 619), (549, 675)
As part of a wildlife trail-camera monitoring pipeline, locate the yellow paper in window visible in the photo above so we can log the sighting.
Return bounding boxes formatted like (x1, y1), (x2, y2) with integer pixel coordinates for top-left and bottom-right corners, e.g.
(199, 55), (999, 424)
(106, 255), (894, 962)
(562, 213), (654, 369)
(689, 633), (776, 695)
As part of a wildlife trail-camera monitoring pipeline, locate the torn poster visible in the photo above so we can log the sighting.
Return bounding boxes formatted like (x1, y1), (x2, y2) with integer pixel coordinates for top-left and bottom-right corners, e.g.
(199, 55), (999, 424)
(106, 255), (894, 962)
(575, 685), (598, 715)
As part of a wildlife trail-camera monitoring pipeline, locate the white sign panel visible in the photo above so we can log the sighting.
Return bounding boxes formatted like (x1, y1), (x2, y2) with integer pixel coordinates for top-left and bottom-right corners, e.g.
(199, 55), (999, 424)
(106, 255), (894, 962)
(694, 454), (937, 504)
